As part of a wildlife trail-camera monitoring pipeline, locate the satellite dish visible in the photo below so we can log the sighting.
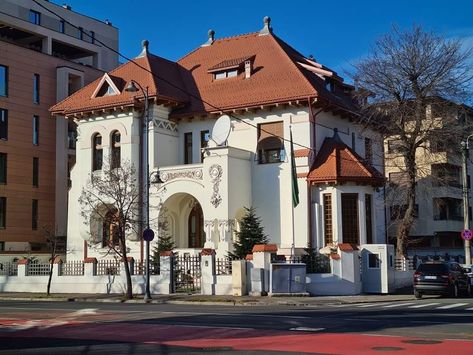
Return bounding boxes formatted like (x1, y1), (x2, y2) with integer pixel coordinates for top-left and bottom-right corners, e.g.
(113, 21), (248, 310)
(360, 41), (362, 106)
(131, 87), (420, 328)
(211, 115), (231, 146)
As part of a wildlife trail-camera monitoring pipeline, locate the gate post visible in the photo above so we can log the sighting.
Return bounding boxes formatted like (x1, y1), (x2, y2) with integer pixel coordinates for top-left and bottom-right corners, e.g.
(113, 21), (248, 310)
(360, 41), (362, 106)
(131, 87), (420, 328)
(159, 251), (173, 294)
(201, 249), (216, 295)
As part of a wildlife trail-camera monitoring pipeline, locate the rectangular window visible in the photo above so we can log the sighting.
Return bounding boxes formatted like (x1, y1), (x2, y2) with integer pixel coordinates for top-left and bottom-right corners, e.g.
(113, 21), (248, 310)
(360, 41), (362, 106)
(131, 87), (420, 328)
(0, 109), (7, 140)
(323, 194), (333, 245)
(59, 20), (65, 33)
(365, 137), (372, 165)
(433, 197), (463, 221)
(91, 31), (95, 44)
(368, 253), (381, 269)
(32, 199), (38, 230)
(184, 132), (193, 164)
(390, 204), (419, 220)
(33, 115), (39, 145)
(341, 193), (359, 245)
(257, 121), (284, 164)
(29, 10), (41, 25)
(432, 163), (461, 188)
(200, 130), (210, 162)
(365, 194), (373, 244)
(0, 65), (7, 97)
(387, 139), (403, 154)
(33, 74), (40, 104)
(351, 132), (356, 150)
(0, 197), (6, 229)
(33, 157), (39, 187)
(0, 153), (6, 184)
(0, 241), (4, 251)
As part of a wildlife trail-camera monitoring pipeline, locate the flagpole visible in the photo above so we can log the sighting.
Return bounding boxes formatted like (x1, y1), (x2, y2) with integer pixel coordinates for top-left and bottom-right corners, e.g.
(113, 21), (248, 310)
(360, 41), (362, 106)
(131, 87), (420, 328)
(290, 125), (296, 261)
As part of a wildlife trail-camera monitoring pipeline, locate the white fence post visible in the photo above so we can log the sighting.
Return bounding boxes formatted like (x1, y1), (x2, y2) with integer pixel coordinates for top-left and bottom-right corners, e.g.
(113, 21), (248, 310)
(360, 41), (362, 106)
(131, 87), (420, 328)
(201, 249), (215, 295)
(84, 257), (97, 277)
(158, 251), (173, 294)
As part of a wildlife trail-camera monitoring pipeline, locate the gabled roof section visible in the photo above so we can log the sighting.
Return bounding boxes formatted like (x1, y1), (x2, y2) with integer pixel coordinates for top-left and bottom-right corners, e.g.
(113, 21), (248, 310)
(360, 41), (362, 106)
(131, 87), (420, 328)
(51, 46), (189, 116)
(91, 73), (122, 98)
(306, 130), (384, 186)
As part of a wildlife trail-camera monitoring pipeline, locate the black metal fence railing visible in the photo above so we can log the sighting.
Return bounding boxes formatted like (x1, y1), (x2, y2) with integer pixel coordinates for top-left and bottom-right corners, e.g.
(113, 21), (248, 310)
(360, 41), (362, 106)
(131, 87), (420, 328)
(216, 257), (233, 275)
(60, 261), (84, 276)
(96, 260), (120, 276)
(26, 263), (51, 276)
(0, 262), (18, 276)
(278, 254), (331, 274)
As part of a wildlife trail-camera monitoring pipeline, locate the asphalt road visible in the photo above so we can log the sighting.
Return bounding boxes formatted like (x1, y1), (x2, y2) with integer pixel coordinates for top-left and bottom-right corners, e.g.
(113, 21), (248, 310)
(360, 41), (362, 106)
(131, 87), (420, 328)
(0, 297), (472, 354)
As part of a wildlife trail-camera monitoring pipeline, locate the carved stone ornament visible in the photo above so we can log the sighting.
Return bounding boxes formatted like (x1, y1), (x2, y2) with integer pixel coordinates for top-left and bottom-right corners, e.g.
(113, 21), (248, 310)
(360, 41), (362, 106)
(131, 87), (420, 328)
(159, 168), (203, 183)
(209, 164), (223, 208)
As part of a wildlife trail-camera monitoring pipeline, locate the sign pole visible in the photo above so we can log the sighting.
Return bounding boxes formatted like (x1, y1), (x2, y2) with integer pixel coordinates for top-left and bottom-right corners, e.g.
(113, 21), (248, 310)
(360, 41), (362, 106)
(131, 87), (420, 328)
(461, 141), (471, 265)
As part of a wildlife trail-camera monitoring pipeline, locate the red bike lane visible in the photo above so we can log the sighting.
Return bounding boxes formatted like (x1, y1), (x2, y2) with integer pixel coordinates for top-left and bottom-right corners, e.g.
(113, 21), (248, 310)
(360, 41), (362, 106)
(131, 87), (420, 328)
(0, 320), (472, 354)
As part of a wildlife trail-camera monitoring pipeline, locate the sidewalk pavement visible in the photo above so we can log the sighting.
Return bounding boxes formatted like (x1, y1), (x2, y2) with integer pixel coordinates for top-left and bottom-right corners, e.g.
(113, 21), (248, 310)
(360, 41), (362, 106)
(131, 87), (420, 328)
(0, 291), (415, 306)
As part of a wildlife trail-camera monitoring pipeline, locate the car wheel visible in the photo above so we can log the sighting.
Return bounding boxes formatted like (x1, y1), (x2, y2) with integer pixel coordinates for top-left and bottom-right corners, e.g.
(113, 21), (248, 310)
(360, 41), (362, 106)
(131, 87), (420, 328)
(414, 290), (422, 299)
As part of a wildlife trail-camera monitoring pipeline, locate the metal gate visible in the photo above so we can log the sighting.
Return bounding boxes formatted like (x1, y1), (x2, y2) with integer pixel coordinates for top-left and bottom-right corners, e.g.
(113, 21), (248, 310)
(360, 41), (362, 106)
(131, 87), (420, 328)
(172, 254), (201, 293)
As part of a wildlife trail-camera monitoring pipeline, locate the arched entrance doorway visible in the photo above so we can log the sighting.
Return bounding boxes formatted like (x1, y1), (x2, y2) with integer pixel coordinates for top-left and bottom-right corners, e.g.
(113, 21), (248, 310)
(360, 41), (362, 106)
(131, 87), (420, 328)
(157, 193), (205, 251)
(188, 203), (204, 248)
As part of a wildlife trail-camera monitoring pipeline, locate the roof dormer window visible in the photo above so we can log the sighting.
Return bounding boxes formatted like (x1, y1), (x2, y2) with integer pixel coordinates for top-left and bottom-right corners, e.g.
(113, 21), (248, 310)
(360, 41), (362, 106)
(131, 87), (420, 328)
(325, 78), (335, 92)
(214, 69), (238, 80)
(91, 73), (121, 98)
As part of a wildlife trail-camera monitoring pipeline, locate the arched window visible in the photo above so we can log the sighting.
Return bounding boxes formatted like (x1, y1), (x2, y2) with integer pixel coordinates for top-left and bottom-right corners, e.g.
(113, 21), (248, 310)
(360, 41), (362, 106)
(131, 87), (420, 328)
(102, 209), (119, 248)
(111, 131), (121, 169)
(92, 133), (103, 171)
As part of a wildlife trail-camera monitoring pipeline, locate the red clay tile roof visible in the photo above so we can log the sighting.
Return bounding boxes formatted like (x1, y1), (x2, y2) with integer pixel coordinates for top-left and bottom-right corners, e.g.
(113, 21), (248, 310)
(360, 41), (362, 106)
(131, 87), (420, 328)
(51, 54), (189, 115)
(207, 56), (253, 72)
(51, 31), (359, 118)
(306, 131), (384, 186)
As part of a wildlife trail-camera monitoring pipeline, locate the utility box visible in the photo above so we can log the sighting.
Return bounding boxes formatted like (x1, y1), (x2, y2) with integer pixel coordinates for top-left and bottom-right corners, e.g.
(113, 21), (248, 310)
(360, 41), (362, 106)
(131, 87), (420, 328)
(270, 263), (307, 295)
(361, 244), (395, 294)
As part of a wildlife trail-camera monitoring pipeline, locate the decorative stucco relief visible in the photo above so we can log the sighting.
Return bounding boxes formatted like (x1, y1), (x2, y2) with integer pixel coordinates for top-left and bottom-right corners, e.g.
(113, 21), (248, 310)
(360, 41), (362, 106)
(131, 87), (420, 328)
(209, 164), (223, 208)
(153, 118), (178, 132)
(159, 168), (203, 183)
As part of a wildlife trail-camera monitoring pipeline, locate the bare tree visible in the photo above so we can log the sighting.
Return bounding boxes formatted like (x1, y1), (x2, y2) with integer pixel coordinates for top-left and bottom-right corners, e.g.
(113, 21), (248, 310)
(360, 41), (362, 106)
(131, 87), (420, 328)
(353, 26), (473, 256)
(78, 160), (141, 299)
(43, 225), (64, 296)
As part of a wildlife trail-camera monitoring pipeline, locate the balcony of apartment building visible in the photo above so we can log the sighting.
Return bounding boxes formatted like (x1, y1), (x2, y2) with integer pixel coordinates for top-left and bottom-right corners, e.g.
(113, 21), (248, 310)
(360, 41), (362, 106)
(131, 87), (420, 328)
(0, 6), (102, 69)
(432, 196), (468, 231)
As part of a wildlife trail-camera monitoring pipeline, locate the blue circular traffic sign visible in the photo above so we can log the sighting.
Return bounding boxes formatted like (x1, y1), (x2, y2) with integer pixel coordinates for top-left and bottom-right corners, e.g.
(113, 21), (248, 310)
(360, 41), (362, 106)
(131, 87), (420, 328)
(143, 228), (155, 242)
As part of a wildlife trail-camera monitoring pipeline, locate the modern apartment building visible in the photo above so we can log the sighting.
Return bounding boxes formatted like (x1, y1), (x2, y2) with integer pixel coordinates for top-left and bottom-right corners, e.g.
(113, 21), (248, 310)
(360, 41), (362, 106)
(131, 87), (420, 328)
(385, 102), (473, 260)
(0, 0), (118, 255)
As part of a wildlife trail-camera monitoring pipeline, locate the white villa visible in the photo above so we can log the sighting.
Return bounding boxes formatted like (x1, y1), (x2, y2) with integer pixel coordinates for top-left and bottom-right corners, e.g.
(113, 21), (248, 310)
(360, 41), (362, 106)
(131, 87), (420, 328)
(51, 17), (386, 261)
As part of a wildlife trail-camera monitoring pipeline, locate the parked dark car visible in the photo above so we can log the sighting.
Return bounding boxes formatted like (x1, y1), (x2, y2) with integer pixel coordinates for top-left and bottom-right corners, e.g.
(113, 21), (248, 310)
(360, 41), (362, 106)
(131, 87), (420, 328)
(413, 261), (471, 299)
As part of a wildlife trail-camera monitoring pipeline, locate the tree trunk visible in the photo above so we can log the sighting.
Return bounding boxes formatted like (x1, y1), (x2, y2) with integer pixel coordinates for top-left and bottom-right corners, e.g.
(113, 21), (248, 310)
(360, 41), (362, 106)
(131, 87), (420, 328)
(120, 237), (133, 300)
(396, 152), (417, 257)
(47, 263), (53, 296)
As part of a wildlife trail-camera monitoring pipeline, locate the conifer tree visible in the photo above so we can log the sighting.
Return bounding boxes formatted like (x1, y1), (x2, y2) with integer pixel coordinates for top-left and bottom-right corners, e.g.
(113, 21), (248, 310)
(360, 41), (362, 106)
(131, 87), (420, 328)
(230, 207), (268, 259)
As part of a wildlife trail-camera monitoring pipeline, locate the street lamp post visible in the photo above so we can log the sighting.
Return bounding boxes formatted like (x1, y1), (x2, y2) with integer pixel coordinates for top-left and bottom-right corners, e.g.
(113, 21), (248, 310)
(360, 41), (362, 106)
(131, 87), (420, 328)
(125, 80), (152, 301)
(461, 136), (473, 266)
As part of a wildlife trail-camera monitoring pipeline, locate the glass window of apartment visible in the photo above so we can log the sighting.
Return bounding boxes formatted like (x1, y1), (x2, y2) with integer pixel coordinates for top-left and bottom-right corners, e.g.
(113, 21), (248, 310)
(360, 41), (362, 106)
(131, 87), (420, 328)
(387, 139), (403, 154)
(341, 193), (359, 244)
(92, 133), (103, 171)
(91, 31), (95, 44)
(200, 130), (210, 162)
(33, 157), (39, 187)
(431, 163), (461, 187)
(29, 10), (41, 25)
(365, 194), (373, 244)
(365, 137), (372, 165)
(32, 199), (38, 230)
(390, 204), (419, 220)
(0, 65), (7, 97)
(0, 241), (4, 251)
(0, 197), (6, 229)
(111, 131), (121, 169)
(33, 115), (39, 145)
(184, 132), (193, 164)
(0, 153), (6, 185)
(433, 197), (462, 221)
(33, 74), (40, 104)
(257, 121), (284, 164)
(0, 109), (7, 140)
(59, 20), (65, 33)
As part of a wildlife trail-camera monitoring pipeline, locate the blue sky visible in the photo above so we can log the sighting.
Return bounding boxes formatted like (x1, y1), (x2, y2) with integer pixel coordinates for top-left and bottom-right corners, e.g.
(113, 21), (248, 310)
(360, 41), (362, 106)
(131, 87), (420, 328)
(57, 0), (472, 78)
